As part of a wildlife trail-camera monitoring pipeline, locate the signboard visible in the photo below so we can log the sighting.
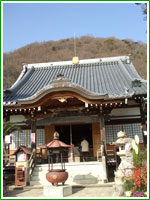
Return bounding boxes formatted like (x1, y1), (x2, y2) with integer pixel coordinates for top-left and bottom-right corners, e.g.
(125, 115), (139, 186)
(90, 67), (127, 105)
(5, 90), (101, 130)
(31, 133), (35, 143)
(5, 135), (11, 144)
(17, 151), (26, 162)
(144, 131), (147, 136)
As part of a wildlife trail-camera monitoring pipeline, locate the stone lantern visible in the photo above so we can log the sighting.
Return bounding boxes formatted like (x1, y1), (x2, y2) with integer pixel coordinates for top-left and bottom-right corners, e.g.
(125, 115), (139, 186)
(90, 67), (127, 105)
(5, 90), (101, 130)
(113, 131), (133, 195)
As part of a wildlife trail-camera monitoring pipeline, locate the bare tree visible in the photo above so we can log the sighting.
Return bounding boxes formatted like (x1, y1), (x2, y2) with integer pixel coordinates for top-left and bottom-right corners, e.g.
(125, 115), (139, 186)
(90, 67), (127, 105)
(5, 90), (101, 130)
(136, 3), (147, 20)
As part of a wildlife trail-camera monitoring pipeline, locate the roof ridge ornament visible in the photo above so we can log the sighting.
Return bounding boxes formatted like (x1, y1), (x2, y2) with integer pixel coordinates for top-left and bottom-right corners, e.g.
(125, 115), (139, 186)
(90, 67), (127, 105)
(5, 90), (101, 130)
(132, 79), (142, 87)
(51, 74), (71, 83)
(125, 54), (131, 64)
(53, 131), (59, 140)
(56, 73), (65, 80)
(72, 56), (79, 65)
(124, 86), (129, 95)
(72, 33), (79, 65)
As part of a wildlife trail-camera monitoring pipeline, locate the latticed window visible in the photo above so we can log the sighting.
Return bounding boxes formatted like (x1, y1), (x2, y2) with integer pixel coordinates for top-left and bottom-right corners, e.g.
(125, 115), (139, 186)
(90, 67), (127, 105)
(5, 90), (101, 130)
(27, 129), (32, 148)
(10, 131), (19, 149)
(132, 123), (143, 141)
(105, 123), (143, 144)
(105, 125), (113, 143)
(19, 131), (26, 146)
(36, 129), (45, 146)
(10, 129), (45, 150)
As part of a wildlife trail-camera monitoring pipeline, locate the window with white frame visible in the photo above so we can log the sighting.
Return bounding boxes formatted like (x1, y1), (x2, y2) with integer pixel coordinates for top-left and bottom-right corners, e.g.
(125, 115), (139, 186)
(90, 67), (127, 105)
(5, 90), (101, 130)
(19, 131), (26, 146)
(10, 129), (45, 150)
(10, 131), (19, 149)
(132, 123), (143, 141)
(27, 129), (32, 148)
(36, 129), (45, 146)
(105, 125), (113, 144)
(105, 123), (143, 144)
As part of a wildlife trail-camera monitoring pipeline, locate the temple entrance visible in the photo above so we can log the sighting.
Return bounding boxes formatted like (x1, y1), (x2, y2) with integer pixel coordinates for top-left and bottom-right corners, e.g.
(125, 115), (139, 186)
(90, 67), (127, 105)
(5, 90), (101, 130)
(55, 125), (70, 145)
(55, 124), (93, 158)
(55, 124), (92, 146)
(72, 124), (93, 147)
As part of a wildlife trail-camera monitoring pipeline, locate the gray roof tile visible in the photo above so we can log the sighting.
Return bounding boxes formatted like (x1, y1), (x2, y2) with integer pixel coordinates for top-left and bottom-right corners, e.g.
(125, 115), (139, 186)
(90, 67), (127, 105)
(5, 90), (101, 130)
(4, 56), (147, 103)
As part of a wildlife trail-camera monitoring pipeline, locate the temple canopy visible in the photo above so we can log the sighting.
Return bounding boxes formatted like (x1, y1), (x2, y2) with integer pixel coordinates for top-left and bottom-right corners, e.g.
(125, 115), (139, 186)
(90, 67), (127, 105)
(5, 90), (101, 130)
(46, 140), (71, 149)
(39, 132), (72, 149)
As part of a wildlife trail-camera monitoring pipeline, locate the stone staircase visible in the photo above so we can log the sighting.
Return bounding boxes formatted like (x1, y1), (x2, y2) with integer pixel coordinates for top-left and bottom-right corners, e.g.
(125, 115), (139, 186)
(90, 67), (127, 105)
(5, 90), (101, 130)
(30, 161), (105, 186)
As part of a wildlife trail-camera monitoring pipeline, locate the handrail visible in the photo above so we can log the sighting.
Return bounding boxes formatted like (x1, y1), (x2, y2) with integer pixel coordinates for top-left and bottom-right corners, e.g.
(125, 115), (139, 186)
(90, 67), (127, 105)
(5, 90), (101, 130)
(28, 149), (36, 181)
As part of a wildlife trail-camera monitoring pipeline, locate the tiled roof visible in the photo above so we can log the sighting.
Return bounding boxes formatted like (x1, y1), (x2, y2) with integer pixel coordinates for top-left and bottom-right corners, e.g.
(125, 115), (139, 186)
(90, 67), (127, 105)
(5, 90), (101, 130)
(12, 146), (31, 155)
(3, 56), (147, 104)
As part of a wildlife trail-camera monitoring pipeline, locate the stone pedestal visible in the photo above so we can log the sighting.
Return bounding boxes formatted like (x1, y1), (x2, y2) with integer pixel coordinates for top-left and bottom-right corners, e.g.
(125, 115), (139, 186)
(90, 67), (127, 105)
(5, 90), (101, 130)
(102, 156), (108, 183)
(68, 147), (81, 163)
(113, 168), (124, 196)
(74, 156), (80, 162)
(113, 131), (133, 197)
(68, 152), (74, 163)
(114, 153), (133, 196)
(43, 185), (72, 197)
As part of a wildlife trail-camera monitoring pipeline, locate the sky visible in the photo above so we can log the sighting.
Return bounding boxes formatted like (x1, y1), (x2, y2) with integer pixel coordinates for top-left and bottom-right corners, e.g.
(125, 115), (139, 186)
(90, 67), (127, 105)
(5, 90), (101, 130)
(3, 2), (147, 53)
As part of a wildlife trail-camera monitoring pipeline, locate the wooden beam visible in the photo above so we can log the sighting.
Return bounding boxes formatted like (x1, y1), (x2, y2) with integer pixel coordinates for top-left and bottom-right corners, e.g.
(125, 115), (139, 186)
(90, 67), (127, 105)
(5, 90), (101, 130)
(36, 115), (100, 126)
(47, 106), (85, 112)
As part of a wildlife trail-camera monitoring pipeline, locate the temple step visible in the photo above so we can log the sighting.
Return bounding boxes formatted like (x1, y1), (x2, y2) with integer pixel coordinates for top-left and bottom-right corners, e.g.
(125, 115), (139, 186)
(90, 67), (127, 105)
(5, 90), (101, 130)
(30, 162), (106, 186)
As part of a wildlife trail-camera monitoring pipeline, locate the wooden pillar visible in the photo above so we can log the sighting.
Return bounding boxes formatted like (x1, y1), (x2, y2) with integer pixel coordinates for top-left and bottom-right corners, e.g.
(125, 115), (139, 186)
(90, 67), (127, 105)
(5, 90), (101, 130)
(31, 120), (36, 150)
(69, 124), (74, 162)
(44, 124), (55, 160)
(100, 114), (106, 149)
(100, 114), (108, 183)
(70, 125), (72, 145)
(92, 116), (106, 158)
(92, 123), (101, 157)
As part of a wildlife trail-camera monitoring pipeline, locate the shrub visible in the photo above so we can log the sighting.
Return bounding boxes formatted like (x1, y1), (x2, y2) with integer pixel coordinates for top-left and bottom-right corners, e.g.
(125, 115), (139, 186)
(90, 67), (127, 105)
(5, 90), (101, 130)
(122, 136), (147, 197)
(133, 161), (147, 192)
(123, 179), (134, 192)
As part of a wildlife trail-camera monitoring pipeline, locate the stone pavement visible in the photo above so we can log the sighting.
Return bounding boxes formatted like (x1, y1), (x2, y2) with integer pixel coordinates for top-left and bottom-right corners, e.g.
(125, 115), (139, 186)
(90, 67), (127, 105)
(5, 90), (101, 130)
(4, 183), (119, 198)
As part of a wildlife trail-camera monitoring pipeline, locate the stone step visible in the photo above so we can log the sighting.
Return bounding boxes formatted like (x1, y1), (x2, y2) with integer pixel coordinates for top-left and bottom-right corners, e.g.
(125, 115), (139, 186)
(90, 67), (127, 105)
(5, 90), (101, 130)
(32, 171), (102, 181)
(34, 169), (102, 174)
(32, 172), (101, 181)
(30, 161), (107, 187)
(31, 175), (47, 181)
(30, 177), (99, 186)
(35, 162), (102, 169)
(30, 180), (50, 186)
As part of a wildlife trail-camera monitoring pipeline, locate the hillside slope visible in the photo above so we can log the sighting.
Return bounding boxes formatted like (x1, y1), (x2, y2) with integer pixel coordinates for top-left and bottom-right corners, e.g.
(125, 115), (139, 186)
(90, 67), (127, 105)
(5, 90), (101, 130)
(3, 36), (147, 89)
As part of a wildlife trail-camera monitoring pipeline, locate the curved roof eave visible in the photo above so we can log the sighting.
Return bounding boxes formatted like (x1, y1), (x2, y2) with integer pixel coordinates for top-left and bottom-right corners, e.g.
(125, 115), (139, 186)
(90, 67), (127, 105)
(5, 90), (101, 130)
(17, 84), (109, 105)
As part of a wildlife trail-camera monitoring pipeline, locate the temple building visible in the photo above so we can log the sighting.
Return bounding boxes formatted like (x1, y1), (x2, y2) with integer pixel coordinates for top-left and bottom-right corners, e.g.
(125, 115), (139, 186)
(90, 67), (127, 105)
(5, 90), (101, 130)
(3, 55), (147, 160)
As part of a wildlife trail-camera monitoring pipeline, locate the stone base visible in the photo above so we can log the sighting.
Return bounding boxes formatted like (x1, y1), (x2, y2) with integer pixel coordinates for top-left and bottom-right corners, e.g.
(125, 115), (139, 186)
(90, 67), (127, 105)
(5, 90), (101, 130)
(43, 185), (72, 197)
(113, 183), (123, 197)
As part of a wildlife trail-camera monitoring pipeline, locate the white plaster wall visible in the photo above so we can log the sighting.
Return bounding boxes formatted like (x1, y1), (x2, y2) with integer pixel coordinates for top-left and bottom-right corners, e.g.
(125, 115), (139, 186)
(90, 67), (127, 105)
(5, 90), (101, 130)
(10, 115), (26, 123)
(110, 107), (140, 116)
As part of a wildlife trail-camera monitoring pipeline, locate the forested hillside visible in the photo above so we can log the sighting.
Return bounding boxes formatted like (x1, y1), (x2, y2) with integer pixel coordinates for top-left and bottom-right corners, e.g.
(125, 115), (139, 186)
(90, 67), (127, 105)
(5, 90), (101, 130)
(3, 36), (147, 89)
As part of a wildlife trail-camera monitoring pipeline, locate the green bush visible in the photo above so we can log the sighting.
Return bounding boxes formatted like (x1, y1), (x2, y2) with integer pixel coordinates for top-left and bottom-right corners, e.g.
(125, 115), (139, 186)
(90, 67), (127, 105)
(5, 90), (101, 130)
(123, 179), (134, 191)
(104, 39), (114, 46)
(133, 143), (140, 166)
(135, 147), (147, 167)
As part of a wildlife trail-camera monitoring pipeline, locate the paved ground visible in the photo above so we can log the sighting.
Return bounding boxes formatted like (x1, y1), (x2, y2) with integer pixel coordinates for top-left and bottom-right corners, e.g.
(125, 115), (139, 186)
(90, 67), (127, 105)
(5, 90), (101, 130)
(4, 184), (118, 198)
